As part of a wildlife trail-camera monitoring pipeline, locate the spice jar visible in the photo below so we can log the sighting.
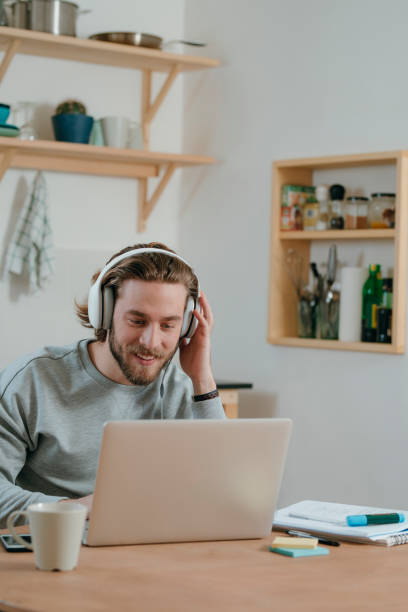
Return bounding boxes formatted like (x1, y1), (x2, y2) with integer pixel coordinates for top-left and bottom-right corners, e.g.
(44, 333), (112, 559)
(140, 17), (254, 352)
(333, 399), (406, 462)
(329, 184), (345, 229)
(345, 196), (369, 229)
(368, 193), (395, 228)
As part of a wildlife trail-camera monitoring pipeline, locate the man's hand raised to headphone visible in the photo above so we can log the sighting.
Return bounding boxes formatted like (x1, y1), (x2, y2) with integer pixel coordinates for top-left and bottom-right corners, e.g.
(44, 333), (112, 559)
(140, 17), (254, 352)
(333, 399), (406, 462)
(178, 292), (217, 396)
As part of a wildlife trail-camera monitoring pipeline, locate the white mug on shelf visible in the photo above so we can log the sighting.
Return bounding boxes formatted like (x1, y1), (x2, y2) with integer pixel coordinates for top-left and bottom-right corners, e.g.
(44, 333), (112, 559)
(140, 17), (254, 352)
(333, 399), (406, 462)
(127, 121), (143, 149)
(7, 502), (87, 571)
(101, 116), (130, 148)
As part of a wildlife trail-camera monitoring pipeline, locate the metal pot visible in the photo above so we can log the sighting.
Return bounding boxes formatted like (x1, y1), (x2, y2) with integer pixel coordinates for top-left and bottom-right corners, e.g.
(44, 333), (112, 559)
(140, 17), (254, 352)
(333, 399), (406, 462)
(4, 0), (90, 36)
(3, 0), (30, 28)
(31, 0), (89, 36)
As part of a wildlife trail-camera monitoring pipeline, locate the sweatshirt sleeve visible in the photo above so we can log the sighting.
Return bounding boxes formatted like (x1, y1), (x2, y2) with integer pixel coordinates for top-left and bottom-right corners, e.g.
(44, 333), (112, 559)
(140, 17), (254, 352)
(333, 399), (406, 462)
(191, 396), (226, 419)
(0, 376), (64, 528)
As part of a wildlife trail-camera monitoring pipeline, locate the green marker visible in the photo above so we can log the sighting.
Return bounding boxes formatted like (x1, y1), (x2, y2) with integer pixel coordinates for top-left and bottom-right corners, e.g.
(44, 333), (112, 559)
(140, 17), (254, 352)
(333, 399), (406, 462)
(346, 513), (405, 527)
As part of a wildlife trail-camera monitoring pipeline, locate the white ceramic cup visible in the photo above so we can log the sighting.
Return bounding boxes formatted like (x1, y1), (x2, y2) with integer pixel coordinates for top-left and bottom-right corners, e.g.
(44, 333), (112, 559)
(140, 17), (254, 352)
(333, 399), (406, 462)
(127, 121), (143, 149)
(101, 116), (130, 148)
(7, 502), (87, 571)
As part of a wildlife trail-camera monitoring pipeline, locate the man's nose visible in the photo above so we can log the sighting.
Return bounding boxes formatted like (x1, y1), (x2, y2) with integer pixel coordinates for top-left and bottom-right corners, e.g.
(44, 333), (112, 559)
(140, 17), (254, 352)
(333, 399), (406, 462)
(139, 324), (160, 349)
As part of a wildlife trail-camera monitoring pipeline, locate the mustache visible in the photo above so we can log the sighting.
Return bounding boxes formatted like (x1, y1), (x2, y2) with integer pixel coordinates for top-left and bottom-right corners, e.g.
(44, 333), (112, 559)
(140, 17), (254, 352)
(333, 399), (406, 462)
(125, 345), (164, 359)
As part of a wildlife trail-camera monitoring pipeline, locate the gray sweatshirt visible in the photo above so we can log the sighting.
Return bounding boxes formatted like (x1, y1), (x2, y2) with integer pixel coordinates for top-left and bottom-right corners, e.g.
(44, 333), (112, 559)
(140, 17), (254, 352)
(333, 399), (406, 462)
(0, 339), (225, 527)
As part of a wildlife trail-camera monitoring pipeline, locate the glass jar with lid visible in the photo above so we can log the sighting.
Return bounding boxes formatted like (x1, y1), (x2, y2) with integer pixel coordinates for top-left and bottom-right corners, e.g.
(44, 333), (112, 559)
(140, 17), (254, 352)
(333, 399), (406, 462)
(368, 193), (395, 228)
(345, 196), (369, 229)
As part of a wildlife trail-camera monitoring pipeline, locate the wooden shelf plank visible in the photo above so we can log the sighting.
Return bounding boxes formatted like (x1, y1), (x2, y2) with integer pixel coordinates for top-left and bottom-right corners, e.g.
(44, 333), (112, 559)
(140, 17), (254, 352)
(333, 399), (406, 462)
(0, 137), (216, 178)
(270, 337), (401, 354)
(274, 150), (404, 170)
(279, 229), (395, 240)
(0, 26), (220, 73)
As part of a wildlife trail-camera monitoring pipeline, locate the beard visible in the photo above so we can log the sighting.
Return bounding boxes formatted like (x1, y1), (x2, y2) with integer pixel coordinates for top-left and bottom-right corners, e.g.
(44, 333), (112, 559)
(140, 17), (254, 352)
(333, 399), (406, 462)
(108, 322), (177, 386)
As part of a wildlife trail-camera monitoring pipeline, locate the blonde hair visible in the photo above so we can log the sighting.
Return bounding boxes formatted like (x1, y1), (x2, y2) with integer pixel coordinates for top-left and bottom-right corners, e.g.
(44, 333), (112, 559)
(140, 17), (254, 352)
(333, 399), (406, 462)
(75, 242), (198, 342)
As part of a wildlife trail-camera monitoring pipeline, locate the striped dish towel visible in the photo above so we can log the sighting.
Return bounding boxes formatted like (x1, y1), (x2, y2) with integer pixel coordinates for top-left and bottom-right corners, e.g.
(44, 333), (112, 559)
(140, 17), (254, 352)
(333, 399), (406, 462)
(6, 172), (55, 292)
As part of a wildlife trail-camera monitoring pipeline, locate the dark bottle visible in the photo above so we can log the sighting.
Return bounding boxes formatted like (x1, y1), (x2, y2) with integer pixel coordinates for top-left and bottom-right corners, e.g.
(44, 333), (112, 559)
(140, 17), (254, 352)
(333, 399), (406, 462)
(329, 184), (345, 229)
(361, 264), (382, 342)
(376, 278), (393, 343)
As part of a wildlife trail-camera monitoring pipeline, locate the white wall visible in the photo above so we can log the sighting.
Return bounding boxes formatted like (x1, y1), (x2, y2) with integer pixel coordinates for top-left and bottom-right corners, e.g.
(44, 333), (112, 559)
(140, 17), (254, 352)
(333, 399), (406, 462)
(0, 0), (185, 365)
(182, 0), (408, 508)
(2, 0), (408, 511)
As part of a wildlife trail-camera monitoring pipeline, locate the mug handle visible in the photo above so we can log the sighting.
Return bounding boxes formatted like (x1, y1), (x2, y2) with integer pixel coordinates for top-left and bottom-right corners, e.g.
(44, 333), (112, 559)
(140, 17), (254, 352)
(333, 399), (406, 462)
(6, 511), (33, 550)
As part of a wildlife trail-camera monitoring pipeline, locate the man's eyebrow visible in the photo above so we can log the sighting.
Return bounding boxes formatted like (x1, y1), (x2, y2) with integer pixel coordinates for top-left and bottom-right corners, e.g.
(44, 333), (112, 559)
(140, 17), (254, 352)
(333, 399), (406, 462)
(126, 310), (182, 321)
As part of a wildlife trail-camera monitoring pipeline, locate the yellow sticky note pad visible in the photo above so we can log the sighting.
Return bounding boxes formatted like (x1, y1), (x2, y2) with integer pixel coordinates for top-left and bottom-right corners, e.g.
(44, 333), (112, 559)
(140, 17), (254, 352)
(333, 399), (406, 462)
(272, 536), (318, 549)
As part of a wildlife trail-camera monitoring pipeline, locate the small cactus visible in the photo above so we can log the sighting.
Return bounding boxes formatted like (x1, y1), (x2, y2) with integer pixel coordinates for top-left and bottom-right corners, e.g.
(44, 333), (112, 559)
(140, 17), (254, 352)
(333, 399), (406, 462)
(55, 99), (87, 115)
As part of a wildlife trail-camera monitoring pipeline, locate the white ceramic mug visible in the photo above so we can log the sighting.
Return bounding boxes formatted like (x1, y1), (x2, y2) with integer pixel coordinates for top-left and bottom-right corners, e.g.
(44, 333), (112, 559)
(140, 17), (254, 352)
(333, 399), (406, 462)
(127, 121), (143, 149)
(101, 116), (130, 148)
(7, 502), (87, 571)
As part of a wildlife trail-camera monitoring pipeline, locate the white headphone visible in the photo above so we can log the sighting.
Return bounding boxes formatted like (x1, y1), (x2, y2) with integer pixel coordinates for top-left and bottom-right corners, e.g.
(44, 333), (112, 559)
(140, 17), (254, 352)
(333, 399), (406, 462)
(87, 247), (200, 339)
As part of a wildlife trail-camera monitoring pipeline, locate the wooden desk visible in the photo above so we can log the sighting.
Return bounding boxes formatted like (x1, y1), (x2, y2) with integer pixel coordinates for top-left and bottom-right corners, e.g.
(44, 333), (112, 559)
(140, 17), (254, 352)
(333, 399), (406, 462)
(0, 529), (407, 611)
(216, 381), (253, 419)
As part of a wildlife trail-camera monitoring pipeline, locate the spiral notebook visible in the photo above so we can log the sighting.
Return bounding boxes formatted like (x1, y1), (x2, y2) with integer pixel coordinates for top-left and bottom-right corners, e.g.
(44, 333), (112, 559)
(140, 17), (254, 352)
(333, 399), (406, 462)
(274, 500), (408, 546)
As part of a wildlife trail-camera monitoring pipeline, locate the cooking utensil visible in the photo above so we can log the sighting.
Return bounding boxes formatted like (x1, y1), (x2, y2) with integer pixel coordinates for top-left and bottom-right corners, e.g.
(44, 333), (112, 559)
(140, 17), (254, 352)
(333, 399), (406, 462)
(88, 32), (206, 50)
(327, 244), (337, 288)
(4, 0), (90, 36)
(0, 0), (7, 25)
(3, 0), (30, 28)
(310, 262), (324, 301)
(31, 0), (90, 36)
(320, 245), (340, 339)
(284, 248), (306, 298)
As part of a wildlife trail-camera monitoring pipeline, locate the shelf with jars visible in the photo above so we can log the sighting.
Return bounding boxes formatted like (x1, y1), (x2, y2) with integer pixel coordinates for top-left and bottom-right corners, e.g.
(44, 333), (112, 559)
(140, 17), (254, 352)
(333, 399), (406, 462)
(268, 150), (407, 354)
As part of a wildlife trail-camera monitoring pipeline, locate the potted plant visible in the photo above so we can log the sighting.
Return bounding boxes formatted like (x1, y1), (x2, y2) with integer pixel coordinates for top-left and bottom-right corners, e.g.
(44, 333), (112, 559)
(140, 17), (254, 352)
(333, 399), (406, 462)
(52, 99), (94, 144)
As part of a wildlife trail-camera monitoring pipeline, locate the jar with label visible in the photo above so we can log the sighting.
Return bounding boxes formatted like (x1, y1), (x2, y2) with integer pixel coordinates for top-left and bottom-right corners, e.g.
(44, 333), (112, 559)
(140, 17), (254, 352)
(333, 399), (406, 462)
(315, 184), (329, 230)
(303, 198), (319, 230)
(368, 193), (395, 228)
(345, 196), (368, 229)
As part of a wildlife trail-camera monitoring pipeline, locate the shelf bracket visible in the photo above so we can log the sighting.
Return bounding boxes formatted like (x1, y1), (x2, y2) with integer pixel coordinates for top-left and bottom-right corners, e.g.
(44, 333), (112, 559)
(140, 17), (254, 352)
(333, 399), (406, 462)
(0, 148), (16, 181)
(141, 70), (152, 150)
(0, 38), (21, 85)
(145, 65), (181, 124)
(138, 163), (177, 232)
(141, 65), (181, 149)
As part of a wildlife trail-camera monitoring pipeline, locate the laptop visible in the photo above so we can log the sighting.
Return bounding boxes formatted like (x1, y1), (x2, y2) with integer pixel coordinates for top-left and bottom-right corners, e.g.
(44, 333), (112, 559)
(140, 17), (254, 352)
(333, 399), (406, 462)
(84, 418), (292, 546)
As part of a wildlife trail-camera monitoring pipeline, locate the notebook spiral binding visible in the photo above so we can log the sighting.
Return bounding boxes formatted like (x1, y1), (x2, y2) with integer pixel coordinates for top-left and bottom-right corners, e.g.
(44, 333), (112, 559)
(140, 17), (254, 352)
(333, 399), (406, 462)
(382, 532), (408, 546)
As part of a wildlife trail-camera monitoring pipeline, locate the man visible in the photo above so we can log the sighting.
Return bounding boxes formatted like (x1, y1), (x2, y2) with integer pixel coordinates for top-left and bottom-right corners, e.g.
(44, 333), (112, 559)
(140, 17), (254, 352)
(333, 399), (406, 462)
(0, 242), (225, 527)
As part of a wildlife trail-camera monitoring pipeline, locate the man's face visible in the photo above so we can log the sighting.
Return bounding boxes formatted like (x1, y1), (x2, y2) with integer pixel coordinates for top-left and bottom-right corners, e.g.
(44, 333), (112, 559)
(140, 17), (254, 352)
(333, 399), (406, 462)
(108, 279), (187, 385)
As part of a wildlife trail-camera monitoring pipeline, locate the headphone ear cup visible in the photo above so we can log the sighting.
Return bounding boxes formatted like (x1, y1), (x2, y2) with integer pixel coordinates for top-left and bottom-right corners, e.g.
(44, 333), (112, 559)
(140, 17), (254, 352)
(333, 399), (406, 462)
(88, 282), (101, 329)
(186, 314), (199, 339)
(102, 287), (115, 330)
(181, 296), (197, 339)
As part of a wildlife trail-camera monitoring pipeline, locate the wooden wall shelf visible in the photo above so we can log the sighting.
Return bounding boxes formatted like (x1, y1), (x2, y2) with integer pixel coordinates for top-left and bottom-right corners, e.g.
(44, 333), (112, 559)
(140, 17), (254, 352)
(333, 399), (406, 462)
(0, 137), (216, 230)
(0, 27), (220, 230)
(268, 150), (408, 354)
(279, 229), (395, 240)
(272, 338), (396, 353)
(0, 26), (220, 76)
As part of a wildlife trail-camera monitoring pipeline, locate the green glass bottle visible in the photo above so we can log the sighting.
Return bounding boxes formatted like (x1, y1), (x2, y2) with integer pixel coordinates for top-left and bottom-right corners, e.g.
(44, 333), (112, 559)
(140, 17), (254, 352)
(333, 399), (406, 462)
(361, 264), (382, 342)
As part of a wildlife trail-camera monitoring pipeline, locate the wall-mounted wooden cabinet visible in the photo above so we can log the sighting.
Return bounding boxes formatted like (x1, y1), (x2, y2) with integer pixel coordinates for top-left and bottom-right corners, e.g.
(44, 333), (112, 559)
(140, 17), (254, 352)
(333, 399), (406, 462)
(0, 26), (220, 230)
(268, 151), (408, 354)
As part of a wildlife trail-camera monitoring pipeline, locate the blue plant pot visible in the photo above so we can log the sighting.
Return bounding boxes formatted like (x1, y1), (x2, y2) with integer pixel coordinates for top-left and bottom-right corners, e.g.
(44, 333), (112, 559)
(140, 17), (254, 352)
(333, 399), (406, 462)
(0, 104), (10, 125)
(52, 114), (94, 144)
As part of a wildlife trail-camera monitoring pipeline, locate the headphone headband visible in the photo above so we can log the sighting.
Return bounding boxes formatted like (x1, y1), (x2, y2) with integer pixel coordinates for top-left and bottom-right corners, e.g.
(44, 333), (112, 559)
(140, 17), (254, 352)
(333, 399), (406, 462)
(88, 247), (200, 338)
(93, 247), (198, 296)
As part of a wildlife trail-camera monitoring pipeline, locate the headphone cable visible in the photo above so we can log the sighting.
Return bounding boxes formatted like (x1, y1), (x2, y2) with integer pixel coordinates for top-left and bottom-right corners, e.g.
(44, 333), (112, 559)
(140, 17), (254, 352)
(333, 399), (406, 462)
(159, 339), (184, 419)
(159, 354), (174, 420)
